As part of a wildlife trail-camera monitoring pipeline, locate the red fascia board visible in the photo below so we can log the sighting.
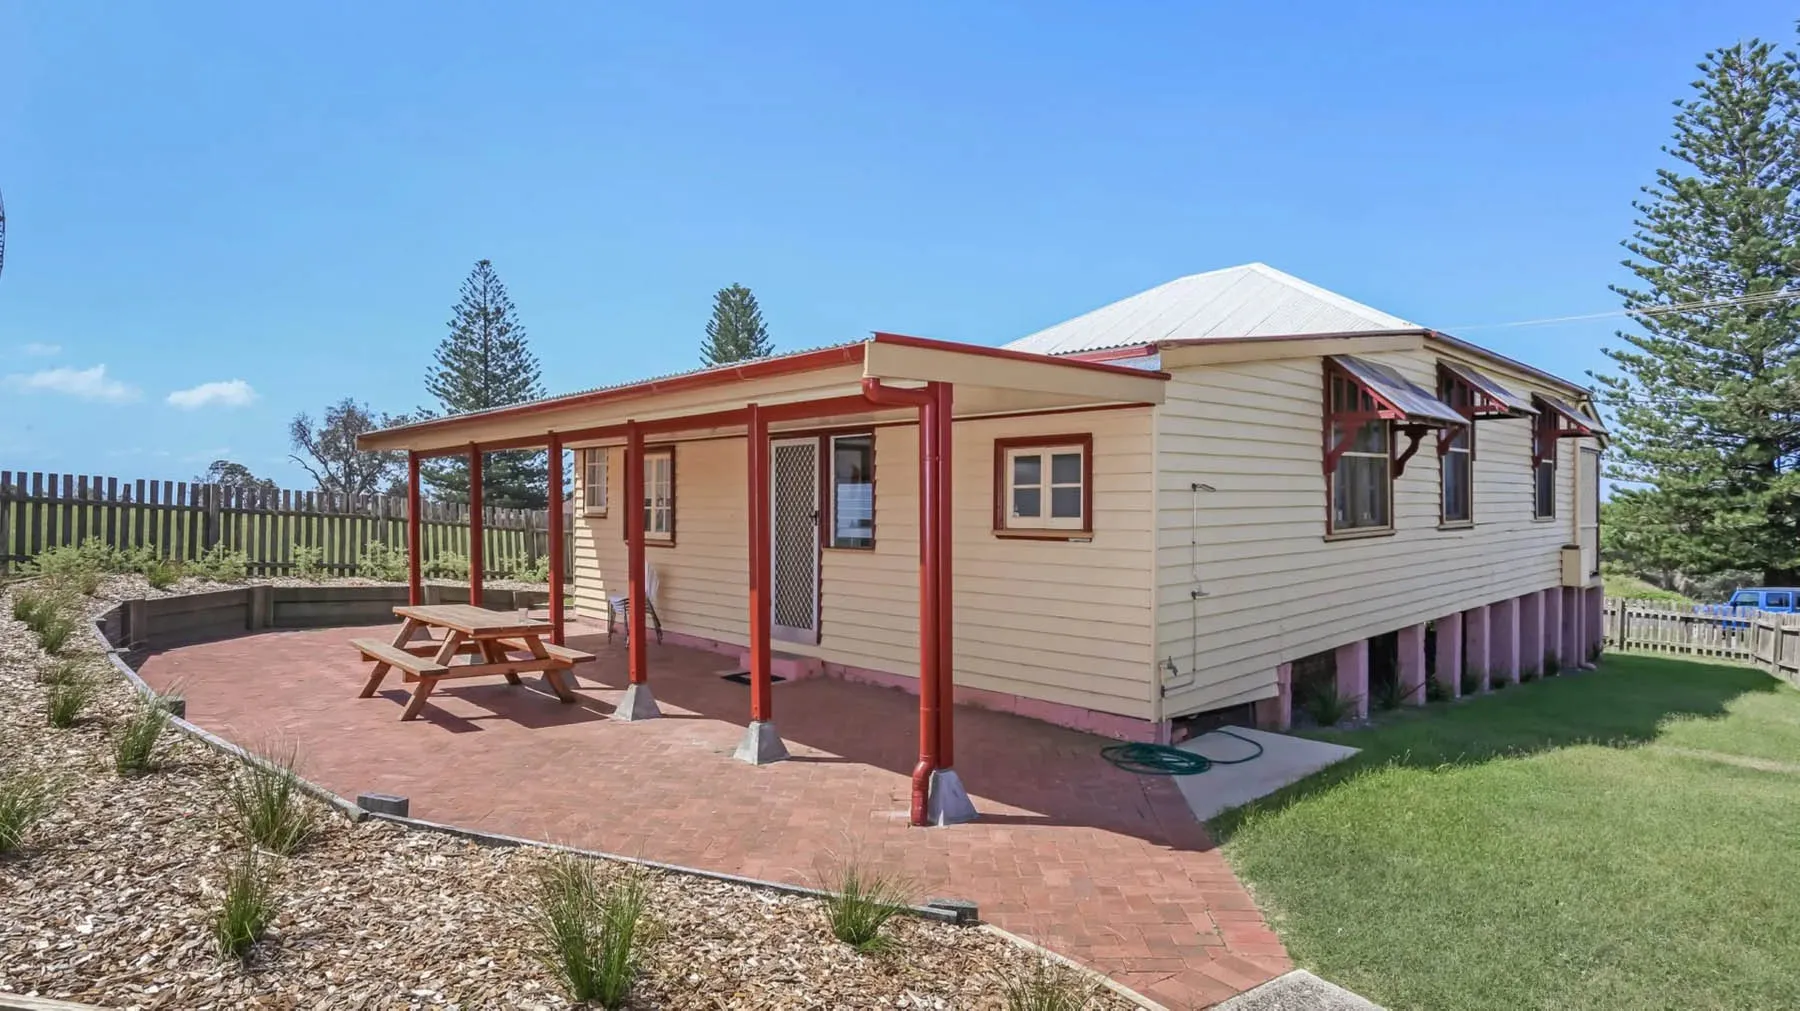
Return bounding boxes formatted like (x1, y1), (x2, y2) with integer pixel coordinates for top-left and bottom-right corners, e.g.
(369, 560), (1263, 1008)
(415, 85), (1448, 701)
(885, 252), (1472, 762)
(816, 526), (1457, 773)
(869, 331), (1172, 380)
(1064, 344), (1160, 363)
(361, 343), (868, 449)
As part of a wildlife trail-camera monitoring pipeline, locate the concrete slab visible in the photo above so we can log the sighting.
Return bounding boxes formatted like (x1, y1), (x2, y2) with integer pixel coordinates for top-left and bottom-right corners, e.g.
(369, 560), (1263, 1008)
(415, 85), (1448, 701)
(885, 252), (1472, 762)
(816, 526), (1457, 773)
(1213, 970), (1385, 1010)
(1172, 727), (1358, 822)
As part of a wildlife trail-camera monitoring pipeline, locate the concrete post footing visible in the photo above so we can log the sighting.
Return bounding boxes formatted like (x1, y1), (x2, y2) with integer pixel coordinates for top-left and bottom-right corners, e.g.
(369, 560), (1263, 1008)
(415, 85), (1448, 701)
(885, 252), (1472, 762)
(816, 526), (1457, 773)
(733, 720), (790, 764)
(926, 769), (978, 826)
(614, 683), (662, 721)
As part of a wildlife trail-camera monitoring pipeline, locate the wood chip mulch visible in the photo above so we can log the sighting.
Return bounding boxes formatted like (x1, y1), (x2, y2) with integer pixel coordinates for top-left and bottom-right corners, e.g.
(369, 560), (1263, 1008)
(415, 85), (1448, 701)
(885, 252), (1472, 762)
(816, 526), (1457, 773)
(0, 578), (1132, 1009)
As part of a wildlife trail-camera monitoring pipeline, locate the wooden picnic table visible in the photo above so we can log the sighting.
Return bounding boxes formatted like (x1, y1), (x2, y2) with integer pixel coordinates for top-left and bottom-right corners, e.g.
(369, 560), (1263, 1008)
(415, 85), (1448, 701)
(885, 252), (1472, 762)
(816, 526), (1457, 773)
(352, 604), (594, 721)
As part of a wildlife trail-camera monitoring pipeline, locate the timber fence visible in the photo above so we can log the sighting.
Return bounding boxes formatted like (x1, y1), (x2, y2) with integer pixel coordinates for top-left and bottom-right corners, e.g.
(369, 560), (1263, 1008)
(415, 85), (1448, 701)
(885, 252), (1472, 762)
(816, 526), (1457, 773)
(1603, 597), (1800, 687)
(0, 469), (573, 579)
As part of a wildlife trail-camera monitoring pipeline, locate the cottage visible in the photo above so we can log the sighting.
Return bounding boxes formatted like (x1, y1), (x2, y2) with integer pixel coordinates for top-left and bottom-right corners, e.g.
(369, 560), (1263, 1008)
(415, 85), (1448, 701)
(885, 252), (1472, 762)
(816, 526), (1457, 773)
(359, 262), (1605, 826)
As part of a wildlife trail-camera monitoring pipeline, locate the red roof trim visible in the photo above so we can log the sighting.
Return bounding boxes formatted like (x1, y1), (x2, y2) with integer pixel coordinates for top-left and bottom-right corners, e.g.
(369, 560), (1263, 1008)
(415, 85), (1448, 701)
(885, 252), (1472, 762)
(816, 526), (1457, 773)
(1064, 343), (1160, 363)
(869, 332), (1172, 380)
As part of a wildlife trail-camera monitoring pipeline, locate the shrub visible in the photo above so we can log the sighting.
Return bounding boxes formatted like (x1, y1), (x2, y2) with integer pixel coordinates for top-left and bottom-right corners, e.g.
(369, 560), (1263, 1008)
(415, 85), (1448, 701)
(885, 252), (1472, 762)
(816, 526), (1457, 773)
(1543, 649), (1562, 677)
(31, 540), (113, 595)
(530, 857), (647, 1008)
(1520, 664), (1541, 683)
(1372, 676), (1404, 711)
(1301, 684), (1355, 727)
(141, 557), (182, 590)
(1461, 667), (1484, 695)
(509, 556), (553, 583)
(226, 745), (321, 855)
(114, 691), (174, 776)
(819, 859), (914, 954)
(47, 673), (97, 728)
(212, 850), (278, 962)
(425, 551), (470, 581)
(36, 611), (79, 655)
(38, 658), (85, 686)
(0, 768), (57, 855)
(10, 587), (47, 625)
(357, 542), (409, 582)
(189, 545), (249, 583)
(1424, 675), (1451, 703)
(1491, 675), (1509, 691)
(998, 954), (1099, 1011)
(291, 544), (325, 579)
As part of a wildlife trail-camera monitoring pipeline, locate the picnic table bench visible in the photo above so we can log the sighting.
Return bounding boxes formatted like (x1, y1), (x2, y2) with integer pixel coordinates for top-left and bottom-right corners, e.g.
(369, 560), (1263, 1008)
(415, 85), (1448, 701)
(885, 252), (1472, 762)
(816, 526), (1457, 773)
(353, 604), (595, 720)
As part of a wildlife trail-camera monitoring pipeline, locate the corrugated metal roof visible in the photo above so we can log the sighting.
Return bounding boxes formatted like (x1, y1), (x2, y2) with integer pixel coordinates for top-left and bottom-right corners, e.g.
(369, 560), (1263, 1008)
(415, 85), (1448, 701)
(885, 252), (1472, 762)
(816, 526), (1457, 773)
(1004, 263), (1416, 356)
(1330, 355), (1464, 426)
(1440, 361), (1537, 416)
(1538, 393), (1609, 435)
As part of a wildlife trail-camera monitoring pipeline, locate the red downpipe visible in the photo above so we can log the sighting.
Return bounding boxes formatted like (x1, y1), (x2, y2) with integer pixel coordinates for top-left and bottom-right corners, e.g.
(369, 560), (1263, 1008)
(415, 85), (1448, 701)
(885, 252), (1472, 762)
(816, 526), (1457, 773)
(625, 421), (648, 685)
(934, 382), (955, 771)
(547, 432), (566, 645)
(746, 404), (774, 722)
(406, 452), (423, 607)
(860, 378), (938, 826)
(468, 445), (484, 606)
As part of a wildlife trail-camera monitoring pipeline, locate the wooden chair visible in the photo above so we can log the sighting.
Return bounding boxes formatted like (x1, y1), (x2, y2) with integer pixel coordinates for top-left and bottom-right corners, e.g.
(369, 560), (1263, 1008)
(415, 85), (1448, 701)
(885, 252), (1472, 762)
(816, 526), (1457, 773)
(608, 565), (663, 644)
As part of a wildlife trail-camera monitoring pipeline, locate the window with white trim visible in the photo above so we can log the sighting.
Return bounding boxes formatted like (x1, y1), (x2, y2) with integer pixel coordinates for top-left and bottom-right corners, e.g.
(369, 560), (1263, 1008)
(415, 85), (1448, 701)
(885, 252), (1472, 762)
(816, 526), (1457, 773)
(997, 438), (1090, 532)
(583, 449), (609, 517)
(643, 448), (674, 542)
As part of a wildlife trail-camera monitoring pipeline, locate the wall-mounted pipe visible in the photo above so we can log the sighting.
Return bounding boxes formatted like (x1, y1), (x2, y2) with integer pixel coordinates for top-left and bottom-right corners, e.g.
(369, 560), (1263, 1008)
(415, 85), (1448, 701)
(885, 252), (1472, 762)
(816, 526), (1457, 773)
(860, 378), (939, 826)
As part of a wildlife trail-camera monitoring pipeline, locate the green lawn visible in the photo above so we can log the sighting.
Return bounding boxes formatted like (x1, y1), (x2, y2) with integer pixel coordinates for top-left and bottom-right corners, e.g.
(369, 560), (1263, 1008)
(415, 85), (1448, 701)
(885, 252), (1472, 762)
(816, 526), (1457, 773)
(1213, 654), (1800, 1011)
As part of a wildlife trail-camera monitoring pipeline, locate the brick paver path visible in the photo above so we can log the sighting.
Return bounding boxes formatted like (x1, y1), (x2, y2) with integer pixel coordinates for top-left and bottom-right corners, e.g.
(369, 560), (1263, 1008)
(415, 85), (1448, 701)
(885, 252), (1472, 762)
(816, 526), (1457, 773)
(137, 623), (1289, 1007)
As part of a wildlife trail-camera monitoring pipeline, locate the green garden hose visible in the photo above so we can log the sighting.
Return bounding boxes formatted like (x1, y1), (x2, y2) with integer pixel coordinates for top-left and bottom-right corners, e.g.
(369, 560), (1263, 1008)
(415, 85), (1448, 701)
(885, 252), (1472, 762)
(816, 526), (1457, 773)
(1101, 728), (1265, 775)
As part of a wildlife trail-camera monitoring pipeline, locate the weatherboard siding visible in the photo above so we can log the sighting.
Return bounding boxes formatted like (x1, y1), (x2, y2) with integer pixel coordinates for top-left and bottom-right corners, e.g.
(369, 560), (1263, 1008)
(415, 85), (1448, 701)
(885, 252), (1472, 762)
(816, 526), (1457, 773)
(572, 409), (1159, 719)
(1154, 347), (1596, 718)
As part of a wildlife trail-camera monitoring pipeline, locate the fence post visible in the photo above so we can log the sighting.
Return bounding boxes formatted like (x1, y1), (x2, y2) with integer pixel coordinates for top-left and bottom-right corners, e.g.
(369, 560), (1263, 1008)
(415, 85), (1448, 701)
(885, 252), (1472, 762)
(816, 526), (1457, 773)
(0, 470), (11, 576)
(203, 484), (220, 551)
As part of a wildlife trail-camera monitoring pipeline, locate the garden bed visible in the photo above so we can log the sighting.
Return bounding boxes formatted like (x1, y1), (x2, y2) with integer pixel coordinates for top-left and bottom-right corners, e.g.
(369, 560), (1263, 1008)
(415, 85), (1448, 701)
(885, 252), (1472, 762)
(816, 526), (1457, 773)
(0, 576), (1127, 1009)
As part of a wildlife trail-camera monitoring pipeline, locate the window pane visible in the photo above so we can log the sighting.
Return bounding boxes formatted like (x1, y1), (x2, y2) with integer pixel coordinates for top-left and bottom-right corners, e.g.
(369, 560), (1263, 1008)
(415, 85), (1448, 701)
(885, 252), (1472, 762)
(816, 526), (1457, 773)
(1050, 452), (1082, 484)
(1050, 486), (1082, 518)
(1535, 461), (1555, 517)
(1442, 451), (1470, 522)
(1336, 455), (1389, 530)
(1767, 593), (1792, 609)
(1351, 420), (1386, 453)
(1012, 487), (1041, 518)
(1012, 454), (1042, 487)
(832, 436), (874, 548)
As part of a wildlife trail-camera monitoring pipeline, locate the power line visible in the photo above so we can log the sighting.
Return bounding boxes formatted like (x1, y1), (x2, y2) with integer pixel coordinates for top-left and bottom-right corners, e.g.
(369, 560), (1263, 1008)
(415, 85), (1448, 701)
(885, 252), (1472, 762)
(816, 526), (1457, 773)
(1448, 287), (1800, 331)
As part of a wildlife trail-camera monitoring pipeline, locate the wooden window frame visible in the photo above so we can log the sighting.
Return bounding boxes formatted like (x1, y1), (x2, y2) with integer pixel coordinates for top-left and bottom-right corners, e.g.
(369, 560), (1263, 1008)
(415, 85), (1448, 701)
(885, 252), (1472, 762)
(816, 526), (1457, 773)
(1532, 411), (1557, 520)
(1323, 366), (1396, 538)
(823, 430), (876, 551)
(632, 445), (674, 546)
(1436, 366), (1476, 528)
(582, 448), (609, 518)
(992, 434), (1094, 541)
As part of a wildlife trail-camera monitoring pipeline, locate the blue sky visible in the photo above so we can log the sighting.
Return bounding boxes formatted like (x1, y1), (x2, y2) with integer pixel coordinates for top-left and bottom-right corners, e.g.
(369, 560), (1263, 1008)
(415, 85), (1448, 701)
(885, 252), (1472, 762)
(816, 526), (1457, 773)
(2, 1), (1794, 487)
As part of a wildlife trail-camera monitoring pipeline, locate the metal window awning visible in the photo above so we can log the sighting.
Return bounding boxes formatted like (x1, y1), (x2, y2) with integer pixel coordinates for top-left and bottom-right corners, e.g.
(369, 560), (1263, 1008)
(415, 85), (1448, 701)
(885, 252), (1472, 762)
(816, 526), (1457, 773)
(1536, 393), (1607, 436)
(1328, 355), (1464, 426)
(1440, 361), (1536, 418)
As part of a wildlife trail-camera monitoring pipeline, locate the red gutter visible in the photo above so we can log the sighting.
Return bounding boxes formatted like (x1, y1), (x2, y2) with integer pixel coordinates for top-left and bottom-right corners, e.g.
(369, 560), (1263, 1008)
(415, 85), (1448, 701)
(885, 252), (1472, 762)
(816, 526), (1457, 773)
(1064, 343), (1159, 364)
(860, 376), (940, 827)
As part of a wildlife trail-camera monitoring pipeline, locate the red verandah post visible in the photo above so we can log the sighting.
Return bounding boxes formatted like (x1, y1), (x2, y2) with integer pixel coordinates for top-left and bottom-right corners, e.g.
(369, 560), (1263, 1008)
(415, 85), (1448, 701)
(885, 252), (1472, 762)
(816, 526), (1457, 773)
(933, 382), (955, 772)
(746, 404), (774, 722)
(467, 445), (484, 606)
(626, 420), (648, 685)
(547, 431), (565, 645)
(406, 451), (423, 607)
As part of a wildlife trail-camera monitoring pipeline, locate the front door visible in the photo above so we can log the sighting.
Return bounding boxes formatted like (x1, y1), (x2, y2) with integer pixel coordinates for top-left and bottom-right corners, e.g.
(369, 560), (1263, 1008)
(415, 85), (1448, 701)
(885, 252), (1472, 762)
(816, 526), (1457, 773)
(770, 437), (821, 643)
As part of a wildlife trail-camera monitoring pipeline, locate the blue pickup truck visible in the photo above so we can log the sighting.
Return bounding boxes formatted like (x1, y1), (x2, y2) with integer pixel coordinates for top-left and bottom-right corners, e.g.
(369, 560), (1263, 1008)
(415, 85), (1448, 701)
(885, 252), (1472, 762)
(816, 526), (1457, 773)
(1697, 588), (1800, 629)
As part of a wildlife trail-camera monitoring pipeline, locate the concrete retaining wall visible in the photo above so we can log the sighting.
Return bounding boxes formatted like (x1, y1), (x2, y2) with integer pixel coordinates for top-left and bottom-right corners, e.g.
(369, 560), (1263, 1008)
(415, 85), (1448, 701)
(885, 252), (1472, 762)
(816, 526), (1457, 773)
(102, 583), (552, 651)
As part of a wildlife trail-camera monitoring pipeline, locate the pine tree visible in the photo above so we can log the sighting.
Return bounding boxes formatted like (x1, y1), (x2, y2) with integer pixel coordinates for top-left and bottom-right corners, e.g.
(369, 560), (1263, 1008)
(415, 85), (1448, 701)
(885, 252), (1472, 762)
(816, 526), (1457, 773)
(420, 259), (550, 507)
(699, 284), (774, 366)
(1596, 38), (1800, 585)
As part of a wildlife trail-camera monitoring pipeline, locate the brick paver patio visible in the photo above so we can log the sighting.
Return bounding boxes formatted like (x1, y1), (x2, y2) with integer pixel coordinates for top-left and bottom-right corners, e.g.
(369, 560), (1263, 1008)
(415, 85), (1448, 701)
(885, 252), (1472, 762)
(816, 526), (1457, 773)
(137, 622), (1289, 1007)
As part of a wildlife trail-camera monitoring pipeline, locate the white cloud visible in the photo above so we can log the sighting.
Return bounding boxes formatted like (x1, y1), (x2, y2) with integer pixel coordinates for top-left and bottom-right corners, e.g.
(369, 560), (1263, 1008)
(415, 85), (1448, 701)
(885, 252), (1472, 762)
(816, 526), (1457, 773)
(20, 343), (61, 357)
(166, 379), (257, 410)
(4, 364), (138, 403)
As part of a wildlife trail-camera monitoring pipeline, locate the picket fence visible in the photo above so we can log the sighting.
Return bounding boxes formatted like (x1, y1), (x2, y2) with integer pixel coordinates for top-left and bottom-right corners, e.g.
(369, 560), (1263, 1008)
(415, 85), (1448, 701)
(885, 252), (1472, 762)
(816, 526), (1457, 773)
(0, 469), (573, 579)
(1603, 597), (1800, 686)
